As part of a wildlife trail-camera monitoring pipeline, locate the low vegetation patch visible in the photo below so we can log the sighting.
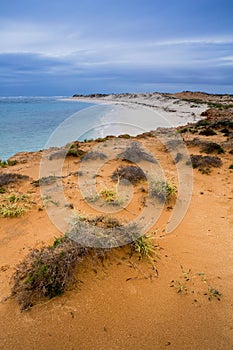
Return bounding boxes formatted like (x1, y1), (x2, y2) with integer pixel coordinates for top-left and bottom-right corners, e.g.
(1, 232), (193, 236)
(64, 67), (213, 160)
(131, 235), (156, 260)
(0, 187), (6, 194)
(68, 214), (141, 248)
(187, 154), (222, 173)
(117, 141), (156, 163)
(174, 152), (184, 164)
(67, 143), (86, 158)
(0, 192), (29, 218)
(82, 151), (107, 161)
(170, 266), (222, 302)
(86, 186), (124, 207)
(11, 214), (159, 310)
(111, 165), (146, 184)
(200, 142), (225, 154)
(11, 237), (88, 310)
(0, 160), (18, 168)
(149, 179), (176, 203)
(31, 175), (59, 187)
(0, 173), (29, 187)
(199, 128), (217, 136)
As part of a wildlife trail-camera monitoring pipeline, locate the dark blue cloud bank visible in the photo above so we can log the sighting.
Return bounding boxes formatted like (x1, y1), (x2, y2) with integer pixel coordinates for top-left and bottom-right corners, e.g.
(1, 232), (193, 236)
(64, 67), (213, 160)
(0, 0), (233, 95)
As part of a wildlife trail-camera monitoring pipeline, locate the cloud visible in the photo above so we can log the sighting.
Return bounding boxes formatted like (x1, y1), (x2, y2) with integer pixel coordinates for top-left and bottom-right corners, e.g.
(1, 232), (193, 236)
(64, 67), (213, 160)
(0, 19), (232, 95)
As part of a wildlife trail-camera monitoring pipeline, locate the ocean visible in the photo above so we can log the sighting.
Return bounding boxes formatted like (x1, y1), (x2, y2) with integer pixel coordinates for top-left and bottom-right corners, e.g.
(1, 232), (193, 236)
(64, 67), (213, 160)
(0, 96), (201, 161)
(0, 97), (95, 160)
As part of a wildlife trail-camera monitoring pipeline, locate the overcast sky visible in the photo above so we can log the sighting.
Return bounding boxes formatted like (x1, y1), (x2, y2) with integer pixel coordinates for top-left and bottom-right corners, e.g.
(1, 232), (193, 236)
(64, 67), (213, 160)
(0, 0), (233, 95)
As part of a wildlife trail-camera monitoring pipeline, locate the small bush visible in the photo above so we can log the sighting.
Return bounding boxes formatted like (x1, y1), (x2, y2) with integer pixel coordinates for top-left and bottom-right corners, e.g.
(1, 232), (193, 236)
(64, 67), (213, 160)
(11, 237), (88, 310)
(0, 173), (29, 186)
(117, 142), (156, 163)
(0, 187), (6, 194)
(31, 176), (58, 187)
(131, 235), (156, 260)
(195, 120), (210, 128)
(0, 161), (8, 168)
(82, 151), (107, 161)
(99, 187), (118, 203)
(49, 150), (67, 160)
(69, 214), (141, 248)
(111, 165), (146, 184)
(188, 155), (222, 170)
(8, 160), (18, 166)
(174, 153), (183, 164)
(220, 128), (230, 136)
(118, 134), (131, 139)
(199, 128), (217, 136)
(149, 180), (176, 203)
(0, 192), (29, 218)
(0, 204), (25, 218)
(229, 164), (233, 169)
(201, 142), (225, 154)
(65, 143), (85, 158)
(229, 149), (233, 155)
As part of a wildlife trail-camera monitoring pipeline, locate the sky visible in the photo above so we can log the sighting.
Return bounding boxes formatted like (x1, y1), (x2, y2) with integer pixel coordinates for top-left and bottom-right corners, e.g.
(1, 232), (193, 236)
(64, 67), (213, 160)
(0, 0), (233, 96)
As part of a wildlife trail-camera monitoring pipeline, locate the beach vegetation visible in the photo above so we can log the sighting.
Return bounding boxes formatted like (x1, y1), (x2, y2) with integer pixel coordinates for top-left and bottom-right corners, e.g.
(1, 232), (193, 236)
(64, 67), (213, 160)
(31, 176), (58, 187)
(0, 204), (25, 218)
(82, 150), (107, 161)
(111, 165), (146, 184)
(199, 128), (217, 136)
(0, 187), (6, 194)
(149, 179), (176, 203)
(117, 141), (156, 163)
(0, 161), (8, 168)
(195, 120), (210, 128)
(0, 173), (29, 187)
(204, 287), (222, 301)
(131, 235), (157, 260)
(0, 192), (29, 218)
(67, 143), (86, 158)
(187, 155), (222, 173)
(200, 142), (225, 154)
(11, 237), (88, 310)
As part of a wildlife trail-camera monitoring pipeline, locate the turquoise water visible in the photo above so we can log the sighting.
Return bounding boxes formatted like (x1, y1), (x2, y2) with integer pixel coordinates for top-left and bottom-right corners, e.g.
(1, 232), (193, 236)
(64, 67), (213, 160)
(0, 97), (94, 160)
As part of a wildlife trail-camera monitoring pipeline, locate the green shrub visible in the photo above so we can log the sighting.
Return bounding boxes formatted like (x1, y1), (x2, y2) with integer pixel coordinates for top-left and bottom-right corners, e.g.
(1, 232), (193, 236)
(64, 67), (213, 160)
(131, 235), (156, 260)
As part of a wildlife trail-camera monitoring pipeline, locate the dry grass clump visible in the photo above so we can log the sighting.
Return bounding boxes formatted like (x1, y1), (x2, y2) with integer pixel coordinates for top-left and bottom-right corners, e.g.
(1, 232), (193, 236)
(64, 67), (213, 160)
(111, 165), (146, 184)
(117, 142), (156, 163)
(68, 214), (141, 248)
(0, 192), (29, 218)
(0, 173), (29, 186)
(149, 179), (176, 203)
(11, 237), (88, 310)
